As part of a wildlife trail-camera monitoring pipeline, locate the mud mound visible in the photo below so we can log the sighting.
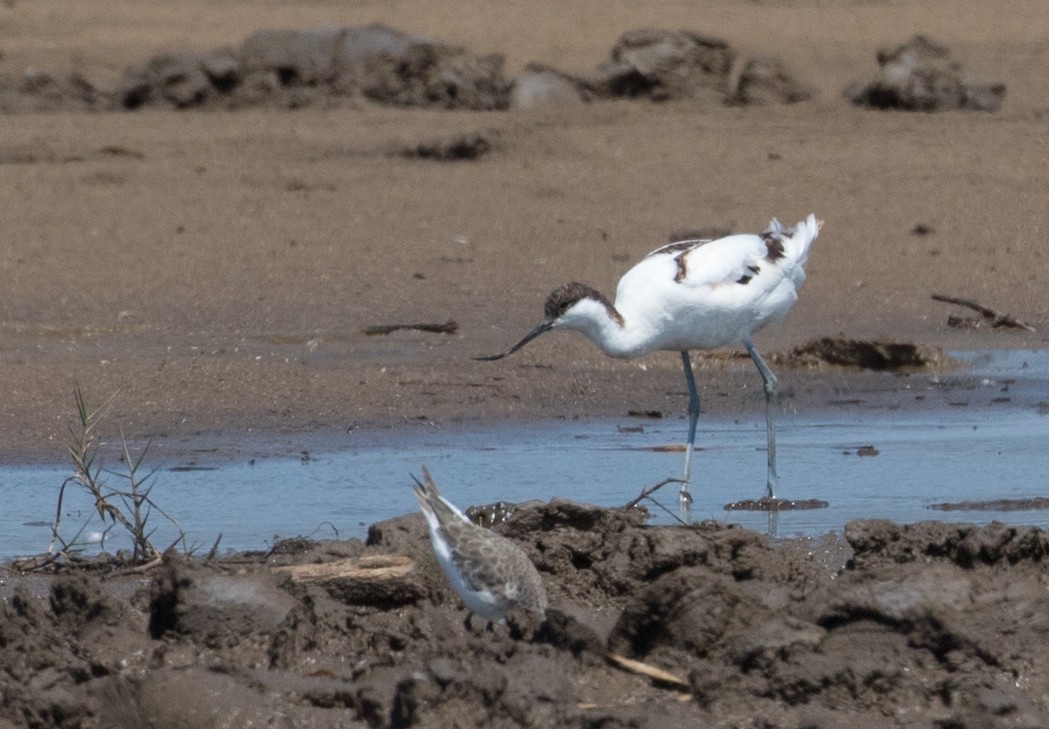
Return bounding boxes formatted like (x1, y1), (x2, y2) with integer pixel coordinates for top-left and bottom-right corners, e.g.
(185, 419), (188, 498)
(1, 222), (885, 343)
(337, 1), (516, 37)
(118, 24), (510, 111)
(5, 508), (1049, 727)
(588, 28), (735, 103)
(0, 24), (510, 113)
(0, 24), (812, 114)
(0, 573), (144, 728)
(847, 34), (1006, 112)
(587, 28), (813, 105)
(845, 518), (1049, 568)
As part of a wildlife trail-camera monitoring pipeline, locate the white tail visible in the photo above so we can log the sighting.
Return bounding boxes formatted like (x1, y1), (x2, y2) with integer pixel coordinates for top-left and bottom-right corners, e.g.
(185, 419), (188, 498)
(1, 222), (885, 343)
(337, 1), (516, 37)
(781, 213), (820, 267)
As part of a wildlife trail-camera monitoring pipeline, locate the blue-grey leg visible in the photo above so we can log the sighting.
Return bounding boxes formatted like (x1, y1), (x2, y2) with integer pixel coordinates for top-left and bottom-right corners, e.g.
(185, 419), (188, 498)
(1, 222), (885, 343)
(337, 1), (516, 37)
(679, 350), (699, 509)
(743, 339), (779, 500)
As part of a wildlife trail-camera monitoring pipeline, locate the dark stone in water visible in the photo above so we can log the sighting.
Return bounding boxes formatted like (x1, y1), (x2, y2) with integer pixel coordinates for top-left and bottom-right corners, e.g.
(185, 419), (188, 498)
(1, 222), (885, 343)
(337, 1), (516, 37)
(929, 496), (1049, 512)
(724, 497), (830, 512)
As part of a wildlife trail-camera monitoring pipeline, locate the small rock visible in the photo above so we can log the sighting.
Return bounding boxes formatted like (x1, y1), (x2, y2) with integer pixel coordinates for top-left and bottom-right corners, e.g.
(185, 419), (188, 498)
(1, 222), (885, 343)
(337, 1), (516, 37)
(510, 63), (589, 109)
(149, 556), (297, 639)
(239, 26), (345, 85)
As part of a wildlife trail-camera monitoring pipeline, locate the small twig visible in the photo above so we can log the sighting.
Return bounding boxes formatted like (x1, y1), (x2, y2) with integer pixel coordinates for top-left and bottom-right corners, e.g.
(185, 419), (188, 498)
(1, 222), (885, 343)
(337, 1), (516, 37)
(121, 555), (164, 575)
(623, 477), (689, 525)
(623, 477), (680, 509)
(605, 652), (690, 690)
(931, 293), (1035, 332)
(645, 497), (690, 526)
(206, 533), (223, 561)
(307, 521), (341, 540)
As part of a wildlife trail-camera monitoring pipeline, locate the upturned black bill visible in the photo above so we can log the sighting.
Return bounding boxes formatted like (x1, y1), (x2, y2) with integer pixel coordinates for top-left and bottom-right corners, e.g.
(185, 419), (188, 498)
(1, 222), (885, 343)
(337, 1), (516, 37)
(474, 321), (554, 361)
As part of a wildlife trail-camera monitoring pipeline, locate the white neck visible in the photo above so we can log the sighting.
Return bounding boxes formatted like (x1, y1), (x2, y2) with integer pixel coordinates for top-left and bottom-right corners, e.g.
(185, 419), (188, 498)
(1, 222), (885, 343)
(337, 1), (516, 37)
(556, 297), (648, 358)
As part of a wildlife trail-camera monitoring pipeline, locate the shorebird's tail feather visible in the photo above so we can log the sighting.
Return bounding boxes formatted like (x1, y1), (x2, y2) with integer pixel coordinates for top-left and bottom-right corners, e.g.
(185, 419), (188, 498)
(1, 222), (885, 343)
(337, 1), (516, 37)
(769, 213), (820, 267)
(412, 466), (468, 524)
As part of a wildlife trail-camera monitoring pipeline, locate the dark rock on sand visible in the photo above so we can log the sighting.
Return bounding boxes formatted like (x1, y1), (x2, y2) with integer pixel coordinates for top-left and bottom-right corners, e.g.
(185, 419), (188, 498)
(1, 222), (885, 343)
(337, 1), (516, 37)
(847, 34), (1006, 112)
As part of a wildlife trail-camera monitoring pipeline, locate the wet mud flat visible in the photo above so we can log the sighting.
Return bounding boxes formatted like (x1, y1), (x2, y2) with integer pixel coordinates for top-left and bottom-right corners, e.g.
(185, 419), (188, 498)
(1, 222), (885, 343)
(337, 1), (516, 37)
(1, 1), (1048, 726)
(6, 346), (1049, 560)
(4, 503), (1049, 729)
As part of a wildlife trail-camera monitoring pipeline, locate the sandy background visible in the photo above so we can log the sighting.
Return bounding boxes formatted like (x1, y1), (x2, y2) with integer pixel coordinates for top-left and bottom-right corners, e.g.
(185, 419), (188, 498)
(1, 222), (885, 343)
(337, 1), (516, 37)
(1, 0), (1047, 463)
(4, 5), (1049, 727)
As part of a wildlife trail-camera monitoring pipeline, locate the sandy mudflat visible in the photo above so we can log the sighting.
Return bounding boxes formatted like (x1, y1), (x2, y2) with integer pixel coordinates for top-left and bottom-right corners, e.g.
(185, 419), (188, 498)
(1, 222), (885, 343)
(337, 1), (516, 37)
(1, 3), (1049, 727)
(0, 0), (1047, 463)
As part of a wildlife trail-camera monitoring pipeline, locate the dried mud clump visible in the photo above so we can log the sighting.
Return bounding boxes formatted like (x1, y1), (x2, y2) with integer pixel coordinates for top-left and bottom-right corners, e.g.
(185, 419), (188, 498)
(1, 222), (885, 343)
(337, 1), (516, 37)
(732, 56), (815, 106)
(845, 518), (1049, 569)
(777, 336), (943, 370)
(0, 24), (812, 114)
(120, 48), (242, 110)
(589, 28), (735, 103)
(587, 28), (813, 106)
(0, 70), (114, 113)
(394, 130), (499, 161)
(118, 24), (511, 111)
(847, 34), (1006, 112)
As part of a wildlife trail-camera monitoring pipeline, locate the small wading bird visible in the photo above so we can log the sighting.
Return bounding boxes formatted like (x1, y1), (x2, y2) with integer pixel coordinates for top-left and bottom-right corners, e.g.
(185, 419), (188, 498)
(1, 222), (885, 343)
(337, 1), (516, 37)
(477, 214), (821, 508)
(412, 466), (548, 625)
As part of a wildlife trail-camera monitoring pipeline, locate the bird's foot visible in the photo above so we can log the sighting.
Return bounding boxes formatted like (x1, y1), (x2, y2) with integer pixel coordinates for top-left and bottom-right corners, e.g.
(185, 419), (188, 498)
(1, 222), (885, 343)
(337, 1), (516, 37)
(678, 485), (693, 511)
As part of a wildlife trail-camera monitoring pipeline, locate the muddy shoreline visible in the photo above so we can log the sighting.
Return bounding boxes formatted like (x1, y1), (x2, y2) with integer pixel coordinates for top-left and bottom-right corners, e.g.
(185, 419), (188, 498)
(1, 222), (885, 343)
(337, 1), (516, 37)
(6, 504), (1049, 728)
(3, 0), (1049, 725)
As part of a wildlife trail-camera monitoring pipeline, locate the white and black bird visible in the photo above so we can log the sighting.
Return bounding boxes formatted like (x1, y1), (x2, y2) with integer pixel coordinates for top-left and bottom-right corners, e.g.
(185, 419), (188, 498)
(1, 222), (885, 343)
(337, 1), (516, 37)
(477, 214), (821, 507)
(412, 466), (548, 624)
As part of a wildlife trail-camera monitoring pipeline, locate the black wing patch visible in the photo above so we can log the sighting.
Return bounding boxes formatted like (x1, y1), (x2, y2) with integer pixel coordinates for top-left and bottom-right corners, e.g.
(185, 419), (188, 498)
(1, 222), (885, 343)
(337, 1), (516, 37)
(736, 264), (761, 285)
(648, 239), (713, 284)
(760, 231), (786, 262)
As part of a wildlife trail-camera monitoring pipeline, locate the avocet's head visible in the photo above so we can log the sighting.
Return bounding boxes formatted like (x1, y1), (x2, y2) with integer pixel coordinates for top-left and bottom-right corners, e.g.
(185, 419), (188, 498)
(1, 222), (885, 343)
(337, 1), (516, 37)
(474, 282), (607, 361)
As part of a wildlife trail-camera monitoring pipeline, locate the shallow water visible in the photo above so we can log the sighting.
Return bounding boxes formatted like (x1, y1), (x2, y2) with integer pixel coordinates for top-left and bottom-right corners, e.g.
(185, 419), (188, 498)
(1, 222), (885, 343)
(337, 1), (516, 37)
(3, 349), (1047, 561)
